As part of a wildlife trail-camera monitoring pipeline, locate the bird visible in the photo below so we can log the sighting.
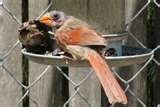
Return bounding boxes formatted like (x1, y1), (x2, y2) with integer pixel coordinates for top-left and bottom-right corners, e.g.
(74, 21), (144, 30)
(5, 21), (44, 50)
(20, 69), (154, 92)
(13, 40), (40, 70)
(39, 10), (127, 104)
(18, 20), (54, 54)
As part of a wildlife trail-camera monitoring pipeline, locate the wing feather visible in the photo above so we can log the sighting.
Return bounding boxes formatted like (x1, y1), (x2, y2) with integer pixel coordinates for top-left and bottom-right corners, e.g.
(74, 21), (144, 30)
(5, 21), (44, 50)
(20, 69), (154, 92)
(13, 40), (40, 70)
(56, 26), (106, 47)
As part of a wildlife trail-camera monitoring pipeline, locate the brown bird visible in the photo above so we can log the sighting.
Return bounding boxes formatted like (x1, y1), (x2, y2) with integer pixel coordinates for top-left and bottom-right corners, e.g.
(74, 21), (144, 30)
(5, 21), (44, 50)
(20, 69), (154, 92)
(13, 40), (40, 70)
(39, 10), (127, 104)
(18, 20), (54, 54)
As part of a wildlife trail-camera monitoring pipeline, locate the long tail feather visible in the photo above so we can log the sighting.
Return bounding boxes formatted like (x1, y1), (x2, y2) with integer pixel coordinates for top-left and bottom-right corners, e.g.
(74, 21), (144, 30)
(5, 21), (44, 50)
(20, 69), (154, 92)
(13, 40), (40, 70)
(87, 49), (127, 104)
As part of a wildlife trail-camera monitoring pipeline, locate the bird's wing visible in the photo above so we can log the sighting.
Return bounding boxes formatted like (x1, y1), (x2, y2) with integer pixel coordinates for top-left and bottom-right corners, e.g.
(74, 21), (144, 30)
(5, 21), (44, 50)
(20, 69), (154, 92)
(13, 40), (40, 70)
(56, 26), (106, 47)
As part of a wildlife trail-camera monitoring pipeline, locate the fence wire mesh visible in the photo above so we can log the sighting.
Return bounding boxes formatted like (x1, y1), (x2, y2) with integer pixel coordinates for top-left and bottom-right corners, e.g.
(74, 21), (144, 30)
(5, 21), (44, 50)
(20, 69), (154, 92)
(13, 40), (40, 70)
(0, 0), (160, 107)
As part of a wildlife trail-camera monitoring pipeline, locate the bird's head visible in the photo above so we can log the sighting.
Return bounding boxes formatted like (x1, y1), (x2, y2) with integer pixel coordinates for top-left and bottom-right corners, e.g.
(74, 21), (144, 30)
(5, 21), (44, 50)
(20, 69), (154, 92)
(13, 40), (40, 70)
(39, 10), (67, 28)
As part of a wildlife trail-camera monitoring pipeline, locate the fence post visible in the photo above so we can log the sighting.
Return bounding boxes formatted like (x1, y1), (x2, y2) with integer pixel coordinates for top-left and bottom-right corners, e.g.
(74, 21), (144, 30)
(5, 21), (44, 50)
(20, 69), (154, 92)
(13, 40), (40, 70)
(68, 66), (101, 107)
(114, 0), (148, 107)
(0, 0), (22, 106)
(28, 0), (64, 107)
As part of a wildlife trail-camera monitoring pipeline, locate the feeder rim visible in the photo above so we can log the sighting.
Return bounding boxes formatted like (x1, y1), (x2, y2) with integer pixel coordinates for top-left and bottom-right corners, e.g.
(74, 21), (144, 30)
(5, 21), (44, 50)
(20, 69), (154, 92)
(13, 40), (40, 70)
(21, 48), (153, 60)
(105, 51), (152, 59)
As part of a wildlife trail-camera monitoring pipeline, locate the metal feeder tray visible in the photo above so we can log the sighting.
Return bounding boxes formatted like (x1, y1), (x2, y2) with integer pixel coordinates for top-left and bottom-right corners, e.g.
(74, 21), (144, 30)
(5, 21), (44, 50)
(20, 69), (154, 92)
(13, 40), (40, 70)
(21, 45), (152, 67)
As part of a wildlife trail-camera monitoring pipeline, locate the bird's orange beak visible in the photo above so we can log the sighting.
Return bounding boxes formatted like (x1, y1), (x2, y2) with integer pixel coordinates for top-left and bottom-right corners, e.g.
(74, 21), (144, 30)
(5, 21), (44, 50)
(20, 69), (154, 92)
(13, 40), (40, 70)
(39, 14), (56, 27)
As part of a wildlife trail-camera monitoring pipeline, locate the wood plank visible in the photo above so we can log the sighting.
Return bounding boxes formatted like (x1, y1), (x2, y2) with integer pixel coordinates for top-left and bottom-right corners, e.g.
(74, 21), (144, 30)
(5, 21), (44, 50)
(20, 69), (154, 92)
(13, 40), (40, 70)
(29, 65), (63, 107)
(0, 0), (22, 106)
(29, 0), (48, 20)
(69, 67), (101, 107)
(29, 0), (64, 107)
(126, 0), (147, 107)
(113, 0), (148, 107)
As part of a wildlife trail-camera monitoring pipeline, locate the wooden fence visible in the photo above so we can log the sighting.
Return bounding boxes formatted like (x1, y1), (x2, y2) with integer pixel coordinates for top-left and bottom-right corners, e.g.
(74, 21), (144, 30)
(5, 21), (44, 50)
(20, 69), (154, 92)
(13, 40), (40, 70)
(0, 0), (158, 107)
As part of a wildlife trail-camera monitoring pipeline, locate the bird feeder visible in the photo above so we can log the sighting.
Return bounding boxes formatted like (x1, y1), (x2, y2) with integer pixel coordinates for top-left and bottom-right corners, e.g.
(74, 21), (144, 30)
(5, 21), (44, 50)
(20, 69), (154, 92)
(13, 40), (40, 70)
(22, 33), (152, 67)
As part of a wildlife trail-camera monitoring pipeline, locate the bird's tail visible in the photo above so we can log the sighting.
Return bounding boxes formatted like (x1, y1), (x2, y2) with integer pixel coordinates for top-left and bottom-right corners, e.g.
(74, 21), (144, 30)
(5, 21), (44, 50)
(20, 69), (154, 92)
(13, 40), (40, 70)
(87, 49), (127, 104)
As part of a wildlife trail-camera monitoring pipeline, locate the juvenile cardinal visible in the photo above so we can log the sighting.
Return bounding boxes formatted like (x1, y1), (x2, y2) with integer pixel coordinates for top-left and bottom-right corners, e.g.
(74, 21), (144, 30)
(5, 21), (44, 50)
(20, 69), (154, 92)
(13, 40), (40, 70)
(39, 11), (127, 104)
(18, 20), (54, 54)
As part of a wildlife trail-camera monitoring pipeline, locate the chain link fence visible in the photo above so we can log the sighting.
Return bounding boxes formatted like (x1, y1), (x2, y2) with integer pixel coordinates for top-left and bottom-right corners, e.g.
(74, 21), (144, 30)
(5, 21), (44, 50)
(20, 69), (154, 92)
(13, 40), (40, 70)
(0, 0), (160, 107)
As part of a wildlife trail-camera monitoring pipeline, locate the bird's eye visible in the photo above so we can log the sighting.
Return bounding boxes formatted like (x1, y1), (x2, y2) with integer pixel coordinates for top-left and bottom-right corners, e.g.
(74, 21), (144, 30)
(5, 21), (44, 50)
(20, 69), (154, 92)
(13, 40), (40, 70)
(53, 14), (60, 20)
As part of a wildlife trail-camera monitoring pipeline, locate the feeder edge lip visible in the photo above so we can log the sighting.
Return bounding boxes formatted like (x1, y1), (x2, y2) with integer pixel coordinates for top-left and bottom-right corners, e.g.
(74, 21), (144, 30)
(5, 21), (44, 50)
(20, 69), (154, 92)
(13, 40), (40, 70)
(105, 51), (153, 59)
(21, 49), (65, 59)
(102, 32), (128, 37)
(21, 48), (153, 60)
